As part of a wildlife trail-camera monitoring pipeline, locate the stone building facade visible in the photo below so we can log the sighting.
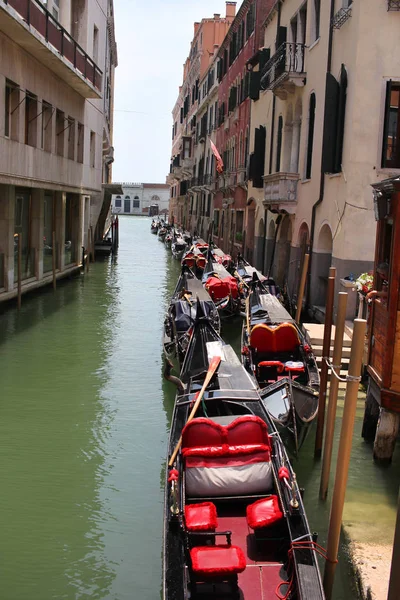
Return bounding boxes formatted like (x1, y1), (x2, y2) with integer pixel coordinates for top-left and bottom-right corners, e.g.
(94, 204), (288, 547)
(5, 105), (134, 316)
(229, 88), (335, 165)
(111, 183), (170, 216)
(0, 0), (117, 303)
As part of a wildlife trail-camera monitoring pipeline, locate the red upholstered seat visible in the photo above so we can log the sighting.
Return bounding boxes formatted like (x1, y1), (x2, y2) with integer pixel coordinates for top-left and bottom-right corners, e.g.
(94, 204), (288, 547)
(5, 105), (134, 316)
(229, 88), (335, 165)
(258, 360), (285, 373)
(190, 545), (246, 576)
(246, 495), (284, 530)
(226, 415), (270, 448)
(250, 323), (301, 353)
(185, 502), (218, 532)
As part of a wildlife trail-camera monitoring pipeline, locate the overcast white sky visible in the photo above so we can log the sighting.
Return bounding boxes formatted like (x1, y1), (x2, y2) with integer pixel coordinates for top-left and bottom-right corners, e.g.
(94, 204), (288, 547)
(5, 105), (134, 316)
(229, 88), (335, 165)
(112, 0), (236, 184)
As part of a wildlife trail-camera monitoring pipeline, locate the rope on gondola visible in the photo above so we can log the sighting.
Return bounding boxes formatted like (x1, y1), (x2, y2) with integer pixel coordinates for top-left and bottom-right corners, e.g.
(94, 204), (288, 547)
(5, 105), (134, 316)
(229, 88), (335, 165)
(275, 540), (335, 599)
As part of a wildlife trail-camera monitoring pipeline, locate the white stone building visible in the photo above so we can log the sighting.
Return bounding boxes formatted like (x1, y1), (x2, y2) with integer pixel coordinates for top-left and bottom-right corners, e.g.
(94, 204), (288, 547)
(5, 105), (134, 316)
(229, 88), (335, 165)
(247, 0), (400, 319)
(112, 183), (170, 216)
(0, 0), (117, 303)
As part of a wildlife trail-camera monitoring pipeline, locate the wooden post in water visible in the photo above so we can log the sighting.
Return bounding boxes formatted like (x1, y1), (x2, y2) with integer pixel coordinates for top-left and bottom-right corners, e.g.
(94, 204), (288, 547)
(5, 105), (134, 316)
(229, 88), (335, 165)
(17, 233), (22, 310)
(388, 487), (400, 600)
(314, 266), (336, 457)
(323, 318), (367, 600)
(87, 228), (91, 262)
(90, 226), (95, 261)
(52, 231), (57, 291)
(295, 253), (309, 323)
(320, 292), (348, 499)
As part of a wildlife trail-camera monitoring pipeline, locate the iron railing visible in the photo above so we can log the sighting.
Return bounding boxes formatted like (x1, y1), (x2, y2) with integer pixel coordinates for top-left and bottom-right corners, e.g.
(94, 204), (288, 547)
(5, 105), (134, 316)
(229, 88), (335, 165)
(388, 0), (400, 9)
(3, 0), (102, 90)
(260, 42), (305, 91)
(331, 6), (352, 29)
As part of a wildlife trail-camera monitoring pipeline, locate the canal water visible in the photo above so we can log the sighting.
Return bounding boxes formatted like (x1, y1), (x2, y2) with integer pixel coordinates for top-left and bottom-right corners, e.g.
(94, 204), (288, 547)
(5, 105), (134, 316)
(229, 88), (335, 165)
(0, 216), (397, 600)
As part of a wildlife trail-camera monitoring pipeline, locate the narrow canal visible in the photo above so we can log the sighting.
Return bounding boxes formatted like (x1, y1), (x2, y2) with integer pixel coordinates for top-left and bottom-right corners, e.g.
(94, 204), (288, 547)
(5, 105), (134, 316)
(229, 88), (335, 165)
(0, 216), (397, 600)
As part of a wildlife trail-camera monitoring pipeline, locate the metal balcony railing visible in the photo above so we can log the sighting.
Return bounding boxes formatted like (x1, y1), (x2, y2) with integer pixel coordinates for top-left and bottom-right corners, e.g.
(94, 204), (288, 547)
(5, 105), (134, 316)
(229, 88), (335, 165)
(3, 0), (102, 91)
(260, 42), (305, 91)
(388, 0), (400, 9)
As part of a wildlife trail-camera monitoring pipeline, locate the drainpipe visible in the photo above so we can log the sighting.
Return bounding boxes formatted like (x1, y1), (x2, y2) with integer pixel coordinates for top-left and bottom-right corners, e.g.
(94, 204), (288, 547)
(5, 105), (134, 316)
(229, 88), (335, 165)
(306, 0), (336, 308)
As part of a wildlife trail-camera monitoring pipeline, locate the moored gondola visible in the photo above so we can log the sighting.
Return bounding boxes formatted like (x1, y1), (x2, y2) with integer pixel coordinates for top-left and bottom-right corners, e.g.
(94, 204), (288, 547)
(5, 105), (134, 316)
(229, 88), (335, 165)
(202, 252), (240, 319)
(242, 274), (319, 453)
(150, 218), (160, 234)
(172, 232), (188, 260)
(163, 309), (325, 600)
(163, 266), (220, 365)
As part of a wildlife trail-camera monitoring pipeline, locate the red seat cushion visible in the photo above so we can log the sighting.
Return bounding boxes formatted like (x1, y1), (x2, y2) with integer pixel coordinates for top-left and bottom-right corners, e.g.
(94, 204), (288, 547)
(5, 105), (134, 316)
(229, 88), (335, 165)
(226, 415), (270, 448)
(190, 545), (246, 575)
(250, 323), (300, 353)
(185, 502), (218, 531)
(246, 495), (283, 530)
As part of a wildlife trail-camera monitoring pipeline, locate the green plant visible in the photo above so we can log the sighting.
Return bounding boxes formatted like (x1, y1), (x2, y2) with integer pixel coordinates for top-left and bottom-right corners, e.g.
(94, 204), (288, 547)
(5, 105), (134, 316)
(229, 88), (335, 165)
(235, 231), (243, 242)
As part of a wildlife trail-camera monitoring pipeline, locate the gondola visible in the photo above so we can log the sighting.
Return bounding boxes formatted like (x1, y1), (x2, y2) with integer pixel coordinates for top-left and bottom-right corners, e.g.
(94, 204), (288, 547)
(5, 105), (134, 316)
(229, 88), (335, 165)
(182, 241), (208, 276)
(172, 232), (187, 260)
(150, 219), (160, 234)
(210, 244), (233, 270)
(235, 255), (280, 296)
(165, 228), (173, 249)
(242, 274), (320, 453)
(158, 225), (168, 242)
(163, 266), (220, 365)
(202, 253), (240, 319)
(163, 308), (325, 600)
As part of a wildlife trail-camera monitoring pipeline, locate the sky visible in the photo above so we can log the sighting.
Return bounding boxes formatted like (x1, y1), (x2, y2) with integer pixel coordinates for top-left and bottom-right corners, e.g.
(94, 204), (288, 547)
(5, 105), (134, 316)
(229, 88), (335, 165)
(112, 0), (236, 184)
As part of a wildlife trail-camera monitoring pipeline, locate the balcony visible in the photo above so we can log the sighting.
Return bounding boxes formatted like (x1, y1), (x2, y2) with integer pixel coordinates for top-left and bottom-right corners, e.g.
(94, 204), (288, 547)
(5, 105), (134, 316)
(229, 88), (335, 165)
(237, 167), (247, 188)
(0, 0), (102, 98)
(388, 0), (400, 8)
(181, 157), (194, 177)
(263, 172), (300, 213)
(260, 42), (306, 100)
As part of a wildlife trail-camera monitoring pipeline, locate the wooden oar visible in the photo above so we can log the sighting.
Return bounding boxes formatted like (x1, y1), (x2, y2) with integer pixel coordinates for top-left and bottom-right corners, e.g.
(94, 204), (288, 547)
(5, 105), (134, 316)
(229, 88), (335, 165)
(168, 355), (222, 467)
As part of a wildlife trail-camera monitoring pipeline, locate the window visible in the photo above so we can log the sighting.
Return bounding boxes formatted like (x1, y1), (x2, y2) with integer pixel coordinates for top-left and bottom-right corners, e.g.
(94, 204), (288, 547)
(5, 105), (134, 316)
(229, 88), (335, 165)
(183, 137), (191, 159)
(133, 199), (140, 208)
(25, 92), (38, 147)
(90, 130), (95, 167)
(67, 117), (75, 160)
(312, 0), (321, 42)
(382, 81), (400, 169)
(77, 123), (84, 163)
(5, 82), (11, 138)
(93, 25), (99, 63)
(306, 93), (316, 179)
(124, 198), (131, 212)
(42, 101), (53, 152)
(236, 210), (244, 239)
(115, 196), (121, 208)
(5, 80), (20, 141)
(56, 109), (65, 156)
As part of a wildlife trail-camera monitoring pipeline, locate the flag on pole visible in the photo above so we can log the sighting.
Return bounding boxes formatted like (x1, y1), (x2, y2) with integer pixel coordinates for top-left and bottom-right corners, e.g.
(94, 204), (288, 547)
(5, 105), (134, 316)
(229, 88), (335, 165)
(210, 139), (224, 174)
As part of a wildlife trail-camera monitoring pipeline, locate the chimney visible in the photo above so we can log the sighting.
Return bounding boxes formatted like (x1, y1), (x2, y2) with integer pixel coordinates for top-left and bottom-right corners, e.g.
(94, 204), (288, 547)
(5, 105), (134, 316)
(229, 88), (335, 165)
(225, 2), (236, 19)
(214, 13), (220, 20)
(194, 22), (200, 35)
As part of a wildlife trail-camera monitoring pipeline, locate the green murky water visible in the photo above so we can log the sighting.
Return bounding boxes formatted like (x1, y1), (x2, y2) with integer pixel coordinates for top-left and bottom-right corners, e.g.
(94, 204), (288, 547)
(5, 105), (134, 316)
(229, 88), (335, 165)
(0, 216), (397, 599)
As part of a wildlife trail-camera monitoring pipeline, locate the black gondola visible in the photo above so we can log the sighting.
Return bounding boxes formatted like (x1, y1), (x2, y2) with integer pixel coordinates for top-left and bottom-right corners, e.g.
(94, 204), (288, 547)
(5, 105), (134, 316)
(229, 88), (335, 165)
(202, 253), (240, 319)
(163, 266), (220, 365)
(163, 309), (325, 600)
(150, 219), (160, 234)
(172, 232), (188, 260)
(242, 274), (320, 453)
(235, 255), (280, 297)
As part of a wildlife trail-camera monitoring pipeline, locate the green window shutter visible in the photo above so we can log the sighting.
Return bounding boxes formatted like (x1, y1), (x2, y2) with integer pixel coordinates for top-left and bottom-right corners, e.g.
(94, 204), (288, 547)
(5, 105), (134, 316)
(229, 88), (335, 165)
(249, 71), (260, 101)
(381, 80), (392, 168)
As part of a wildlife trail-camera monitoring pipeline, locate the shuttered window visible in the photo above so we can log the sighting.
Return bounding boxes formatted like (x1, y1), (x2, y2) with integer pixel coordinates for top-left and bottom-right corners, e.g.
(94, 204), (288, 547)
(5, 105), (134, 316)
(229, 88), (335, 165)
(306, 94), (316, 179)
(382, 80), (400, 169)
(276, 117), (283, 173)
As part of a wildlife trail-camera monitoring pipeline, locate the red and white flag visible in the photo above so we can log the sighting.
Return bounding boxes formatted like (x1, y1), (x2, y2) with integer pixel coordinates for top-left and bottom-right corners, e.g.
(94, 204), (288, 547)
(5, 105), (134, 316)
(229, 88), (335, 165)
(210, 139), (224, 174)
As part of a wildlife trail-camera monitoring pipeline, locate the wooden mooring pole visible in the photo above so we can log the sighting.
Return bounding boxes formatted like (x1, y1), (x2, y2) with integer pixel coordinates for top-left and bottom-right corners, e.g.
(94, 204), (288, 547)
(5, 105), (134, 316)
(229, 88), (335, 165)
(17, 233), (22, 310)
(295, 253), (309, 323)
(323, 318), (367, 600)
(388, 487), (400, 600)
(320, 292), (348, 500)
(52, 231), (56, 291)
(314, 266), (336, 457)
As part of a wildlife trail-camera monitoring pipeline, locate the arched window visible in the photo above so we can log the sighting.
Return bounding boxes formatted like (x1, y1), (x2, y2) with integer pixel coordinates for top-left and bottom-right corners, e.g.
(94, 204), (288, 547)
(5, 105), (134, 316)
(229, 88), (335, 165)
(306, 93), (316, 179)
(133, 195), (140, 208)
